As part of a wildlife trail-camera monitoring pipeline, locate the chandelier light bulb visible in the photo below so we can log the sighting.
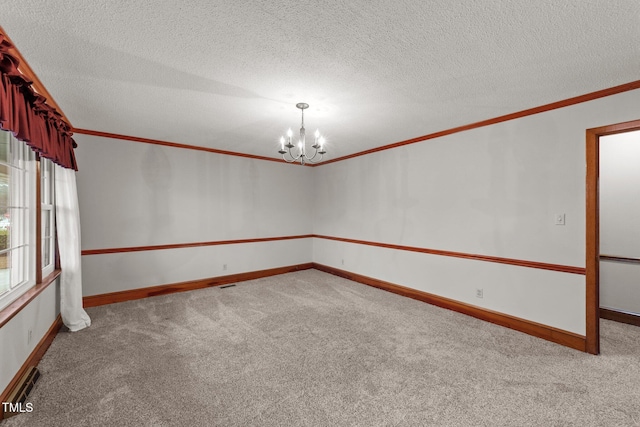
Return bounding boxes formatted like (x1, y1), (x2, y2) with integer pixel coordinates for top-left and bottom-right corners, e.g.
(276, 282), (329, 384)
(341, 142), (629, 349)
(318, 136), (327, 154)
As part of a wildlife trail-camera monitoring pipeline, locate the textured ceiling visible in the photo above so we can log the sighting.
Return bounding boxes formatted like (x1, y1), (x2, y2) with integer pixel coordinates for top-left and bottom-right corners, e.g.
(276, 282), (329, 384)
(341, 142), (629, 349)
(2, 0), (639, 160)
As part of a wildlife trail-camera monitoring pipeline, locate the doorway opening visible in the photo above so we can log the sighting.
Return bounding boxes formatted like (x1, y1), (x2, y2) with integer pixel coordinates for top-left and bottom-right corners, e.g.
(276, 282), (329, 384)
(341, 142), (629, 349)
(586, 119), (640, 354)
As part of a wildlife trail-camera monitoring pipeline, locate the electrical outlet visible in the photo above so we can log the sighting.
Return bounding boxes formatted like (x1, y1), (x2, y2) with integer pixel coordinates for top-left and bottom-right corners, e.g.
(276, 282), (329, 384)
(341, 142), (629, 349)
(27, 329), (33, 345)
(223, 264), (227, 271)
(476, 288), (483, 299)
(555, 213), (566, 225)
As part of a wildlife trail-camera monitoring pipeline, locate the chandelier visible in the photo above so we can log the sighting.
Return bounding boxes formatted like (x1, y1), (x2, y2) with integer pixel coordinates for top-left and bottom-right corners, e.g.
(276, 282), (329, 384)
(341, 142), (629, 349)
(278, 103), (326, 165)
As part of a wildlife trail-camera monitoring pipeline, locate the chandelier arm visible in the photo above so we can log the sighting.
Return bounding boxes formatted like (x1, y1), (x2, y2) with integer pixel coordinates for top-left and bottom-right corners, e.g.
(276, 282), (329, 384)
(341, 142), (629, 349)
(303, 147), (320, 162)
(287, 146), (302, 161)
(281, 153), (297, 163)
(303, 149), (324, 164)
(309, 144), (327, 162)
(304, 154), (324, 164)
(280, 145), (299, 162)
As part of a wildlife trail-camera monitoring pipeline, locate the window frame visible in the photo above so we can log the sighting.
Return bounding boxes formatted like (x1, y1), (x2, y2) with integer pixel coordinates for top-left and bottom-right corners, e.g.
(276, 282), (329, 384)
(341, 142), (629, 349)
(0, 131), (40, 311)
(40, 157), (56, 277)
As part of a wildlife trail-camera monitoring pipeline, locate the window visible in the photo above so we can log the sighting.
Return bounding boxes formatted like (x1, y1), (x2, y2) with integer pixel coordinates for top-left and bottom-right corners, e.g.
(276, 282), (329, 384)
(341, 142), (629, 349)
(0, 130), (36, 310)
(41, 158), (55, 275)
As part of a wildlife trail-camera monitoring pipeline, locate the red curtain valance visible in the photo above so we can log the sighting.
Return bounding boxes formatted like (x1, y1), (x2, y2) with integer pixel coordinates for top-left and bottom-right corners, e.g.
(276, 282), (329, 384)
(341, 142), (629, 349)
(0, 33), (77, 170)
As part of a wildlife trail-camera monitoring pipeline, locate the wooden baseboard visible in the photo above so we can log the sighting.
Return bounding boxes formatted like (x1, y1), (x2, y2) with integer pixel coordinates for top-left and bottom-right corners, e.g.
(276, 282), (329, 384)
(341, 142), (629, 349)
(1, 314), (63, 421)
(600, 308), (640, 327)
(83, 263), (315, 308)
(312, 263), (587, 352)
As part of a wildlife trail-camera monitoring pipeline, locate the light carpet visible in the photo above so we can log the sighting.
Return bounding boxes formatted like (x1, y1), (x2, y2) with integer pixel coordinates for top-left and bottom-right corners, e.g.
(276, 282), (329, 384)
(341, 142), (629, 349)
(4, 269), (640, 426)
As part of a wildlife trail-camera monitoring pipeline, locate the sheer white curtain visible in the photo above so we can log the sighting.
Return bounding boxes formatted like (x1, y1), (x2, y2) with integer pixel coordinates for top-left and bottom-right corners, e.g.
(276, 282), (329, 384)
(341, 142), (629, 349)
(54, 165), (91, 331)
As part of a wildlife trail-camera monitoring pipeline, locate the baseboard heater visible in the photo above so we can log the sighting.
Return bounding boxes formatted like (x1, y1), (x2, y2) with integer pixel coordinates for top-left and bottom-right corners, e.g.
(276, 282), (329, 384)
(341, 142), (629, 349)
(2, 367), (40, 419)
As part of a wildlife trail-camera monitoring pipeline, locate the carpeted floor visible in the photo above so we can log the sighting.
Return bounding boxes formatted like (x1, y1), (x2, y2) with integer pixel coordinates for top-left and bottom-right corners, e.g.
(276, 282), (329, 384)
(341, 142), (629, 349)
(3, 269), (640, 426)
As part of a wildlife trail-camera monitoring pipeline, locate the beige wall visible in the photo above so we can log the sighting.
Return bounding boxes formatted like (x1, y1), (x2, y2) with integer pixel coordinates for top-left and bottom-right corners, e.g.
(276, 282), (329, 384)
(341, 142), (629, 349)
(313, 89), (640, 335)
(0, 280), (59, 395)
(75, 135), (313, 296)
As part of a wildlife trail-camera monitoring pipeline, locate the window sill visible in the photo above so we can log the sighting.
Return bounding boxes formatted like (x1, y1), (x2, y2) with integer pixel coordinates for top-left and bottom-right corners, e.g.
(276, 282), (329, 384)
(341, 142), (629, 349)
(0, 269), (61, 329)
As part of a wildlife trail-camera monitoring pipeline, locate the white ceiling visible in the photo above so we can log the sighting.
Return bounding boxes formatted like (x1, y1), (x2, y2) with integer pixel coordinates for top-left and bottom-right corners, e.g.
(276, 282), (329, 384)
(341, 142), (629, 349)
(2, 0), (639, 160)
